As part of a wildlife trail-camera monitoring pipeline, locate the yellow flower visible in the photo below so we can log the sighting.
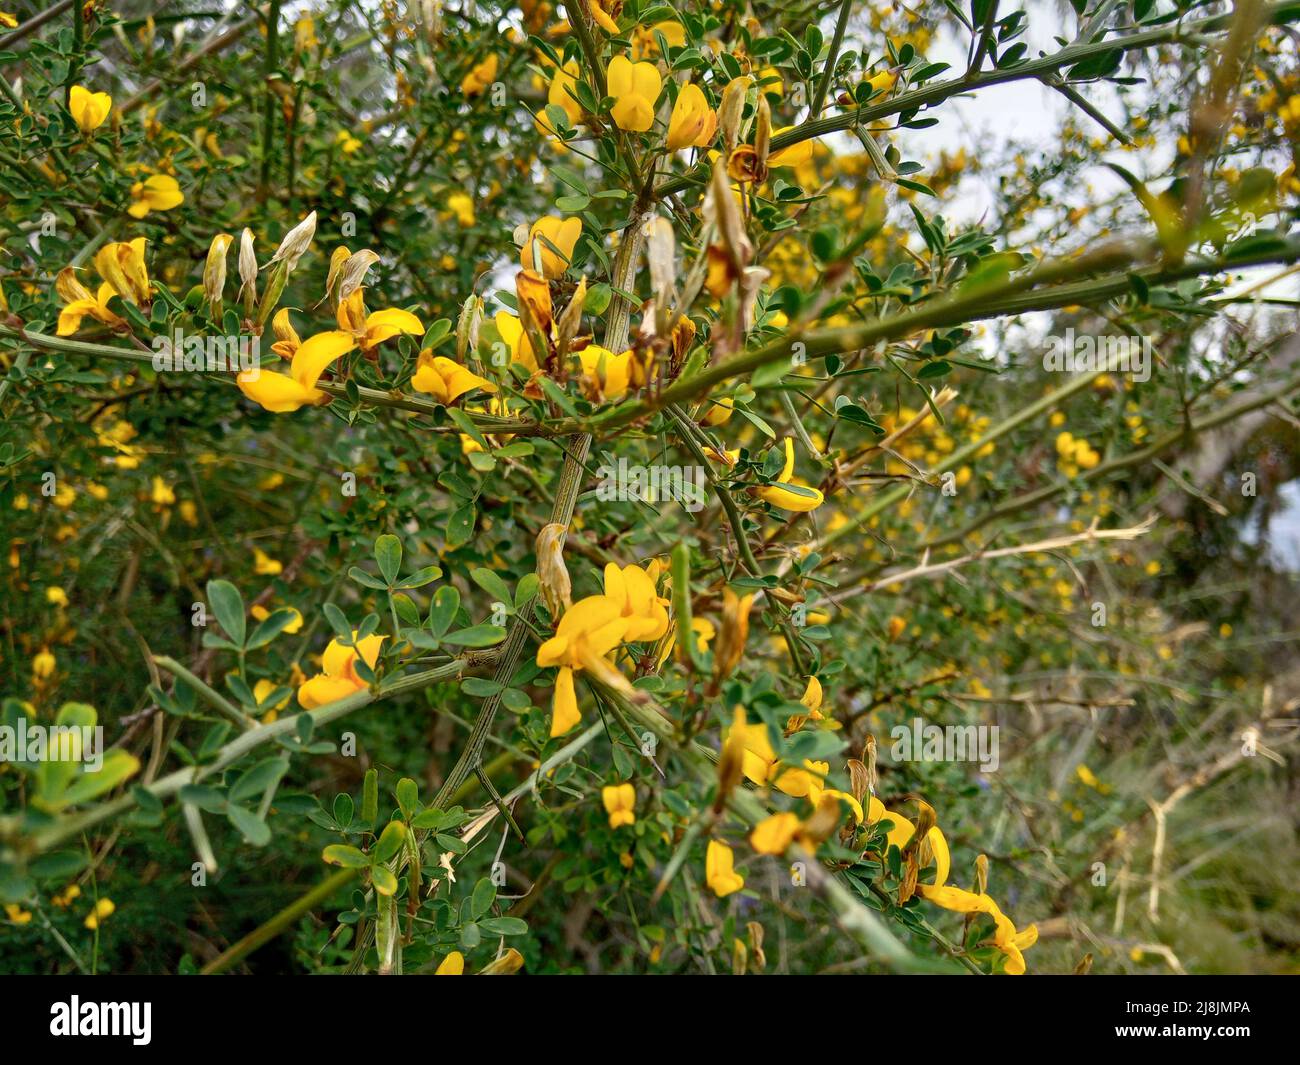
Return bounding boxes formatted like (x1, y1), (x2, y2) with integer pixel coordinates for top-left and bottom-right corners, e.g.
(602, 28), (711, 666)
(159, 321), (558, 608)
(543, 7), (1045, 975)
(335, 290), (424, 353)
(666, 83), (717, 150)
(575, 345), (638, 401)
(435, 950), (465, 974)
(150, 476), (175, 507)
(5, 903), (32, 925)
(536, 594), (632, 736)
(84, 898), (116, 930)
(127, 174), (184, 219)
(706, 840), (745, 897)
(446, 192), (475, 227)
(461, 54), (498, 95)
(251, 604), (303, 633)
(411, 351), (498, 405)
(917, 883), (1038, 975)
(69, 85), (112, 134)
(237, 330), (354, 413)
(269, 307), (301, 357)
(494, 311), (539, 373)
(46, 586), (69, 607)
(520, 215), (582, 278)
(768, 127), (813, 168)
(756, 438), (824, 512)
(589, 0), (621, 33)
(602, 562), (670, 641)
(750, 812), (800, 855)
(297, 632), (387, 709)
(726, 714), (829, 801)
(800, 675), (823, 718)
(33, 649), (56, 679)
(253, 547), (282, 575)
(544, 60), (583, 127)
(607, 55), (662, 132)
(252, 678), (291, 719)
(602, 782), (636, 828)
(55, 272), (123, 336)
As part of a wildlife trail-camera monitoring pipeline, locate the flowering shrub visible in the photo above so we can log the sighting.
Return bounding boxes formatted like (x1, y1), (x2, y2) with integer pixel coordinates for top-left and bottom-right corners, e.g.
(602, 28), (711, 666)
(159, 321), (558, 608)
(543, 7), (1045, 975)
(2, 1), (1299, 976)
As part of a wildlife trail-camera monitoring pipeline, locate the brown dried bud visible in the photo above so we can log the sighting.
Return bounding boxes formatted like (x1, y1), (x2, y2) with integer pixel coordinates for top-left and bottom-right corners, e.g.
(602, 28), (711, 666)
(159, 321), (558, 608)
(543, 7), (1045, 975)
(534, 522), (572, 619)
(718, 76), (752, 155)
(974, 853), (989, 896)
(847, 759), (870, 805)
(746, 922), (766, 971)
(714, 706), (747, 812)
(712, 587), (754, 686)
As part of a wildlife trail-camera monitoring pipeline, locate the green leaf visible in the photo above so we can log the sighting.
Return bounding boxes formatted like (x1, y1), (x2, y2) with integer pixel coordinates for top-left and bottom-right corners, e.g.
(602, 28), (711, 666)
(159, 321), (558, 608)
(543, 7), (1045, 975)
(229, 757), (288, 803)
(395, 777), (419, 819)
(246, 608), (300, 650)
(442, 624), (507, 648)
(470, 567), (513, 608)
(362, 768), (379, 829)
(374, 534), (403, 585)
(206, 579), (245, 647)
(470, 876), (497, 919)
(59, 750), (141, 807)
(227, 804), (272, 847)
(479, 916), (529, 936)
(396, 564), (442, 590)
(428, 585), (461, 637)
(371, 866), (399, 896)
(322, 844), (371, 868)
(374, 821), (407, 863)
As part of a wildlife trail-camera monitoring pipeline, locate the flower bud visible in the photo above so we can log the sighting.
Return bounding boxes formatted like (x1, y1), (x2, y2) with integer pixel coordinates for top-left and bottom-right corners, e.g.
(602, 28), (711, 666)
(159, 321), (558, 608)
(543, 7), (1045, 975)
(204, 233), (232, 319)
(237, 227), (258, 310)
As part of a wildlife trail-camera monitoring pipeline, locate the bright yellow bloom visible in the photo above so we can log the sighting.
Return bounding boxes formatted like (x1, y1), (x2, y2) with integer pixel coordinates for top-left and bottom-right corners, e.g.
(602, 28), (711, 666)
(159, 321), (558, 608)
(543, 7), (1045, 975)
(127, 174), (184, 219)
(706, 840), (745, 897)
(335, 290), (424, 354)
(918, 883), (1038, 974)
(726, 714), (829, 801)
(461, 54), (498, 95)
(768, 127), (813, 168)
(602, 562), (670, 641)
(756, 438), (824, 512)
(269, 307), (301, 358)
(575, 345), (638, 400)
(435, 951), (465, 974)
(46, 586), (69, 607)
(94, 238), (151, 305)
(33, 649), (56, 679)
(237, 330), (354, 413)
(750, 812), (800, 855)
(84, 897), (115, 930)
(536, 594), (631, 736)
(607, 55), (662, 132)
(411, 352), (497, 405)
(298, 632), (387, 709)
(150, 476), (175, 507)
(546, 59), (583, 126)
(589, 0), (620, 33)
(521, 215), (582, 278)
(800, 675), (823, 718)
(5, 903), (32, 924)
(253, 547), (282, 575)
(494, 311), (538, 373)
(446, 191), (475, 227)
(55, 271), (123, 336)
(602, 782), (636, 828)
(69, 85), (111, 134)
(666, 84), (717, 150)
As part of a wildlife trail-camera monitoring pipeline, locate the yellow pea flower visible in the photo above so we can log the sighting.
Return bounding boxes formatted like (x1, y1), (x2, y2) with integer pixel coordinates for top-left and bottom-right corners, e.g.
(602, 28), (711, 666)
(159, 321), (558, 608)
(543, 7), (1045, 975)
(575, 345), (637, 400)
(69, 85), (112, 134)
(494, 311), (538, 373)
(750, 812), (800, 855)
(150, 476), (175, 508)
(94, 238), (151, 305)
(5, 903), (32, 925)
(335, 290), (424, 353)
(297, 632), (386, 709)
(917, 883), (1038, 975)
(535, 594), (631, 737)
(410, 351), (497, 405)
(461, 54), (498, 95)
(46, 586), (69, 607)
(33, 649), (56, 679)
(602, 561), (670, 641)
(607, 55), (662, 132)
(446, 191), (475, 227)
(84, 898), (115, 930)
(691, 616), (716, 653)
(705, 840), (745, 897)
(666, 83), (718, 150)
(546, 59), (583, 126)
(589, 0), (620, 33)
(756, 438), (824, 512)
(127, 174), (184, 219)
(269, 307), (301, 357)
(602, 782), (636, 828)
(251, 604), (303, 633)
(520, 215), (582, 278)
(253, 547), (282, 575)
(435, 951), (465, 974)
(55, 270), (123, 336)
(800, 675), (823, 718)
(237, 330), (354, 413)
(768, 127), (814, 168)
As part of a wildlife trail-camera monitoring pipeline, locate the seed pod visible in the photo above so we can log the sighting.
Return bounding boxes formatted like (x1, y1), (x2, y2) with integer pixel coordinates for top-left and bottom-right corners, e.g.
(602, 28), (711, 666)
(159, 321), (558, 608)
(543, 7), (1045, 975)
(534, 522), (572, 619)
